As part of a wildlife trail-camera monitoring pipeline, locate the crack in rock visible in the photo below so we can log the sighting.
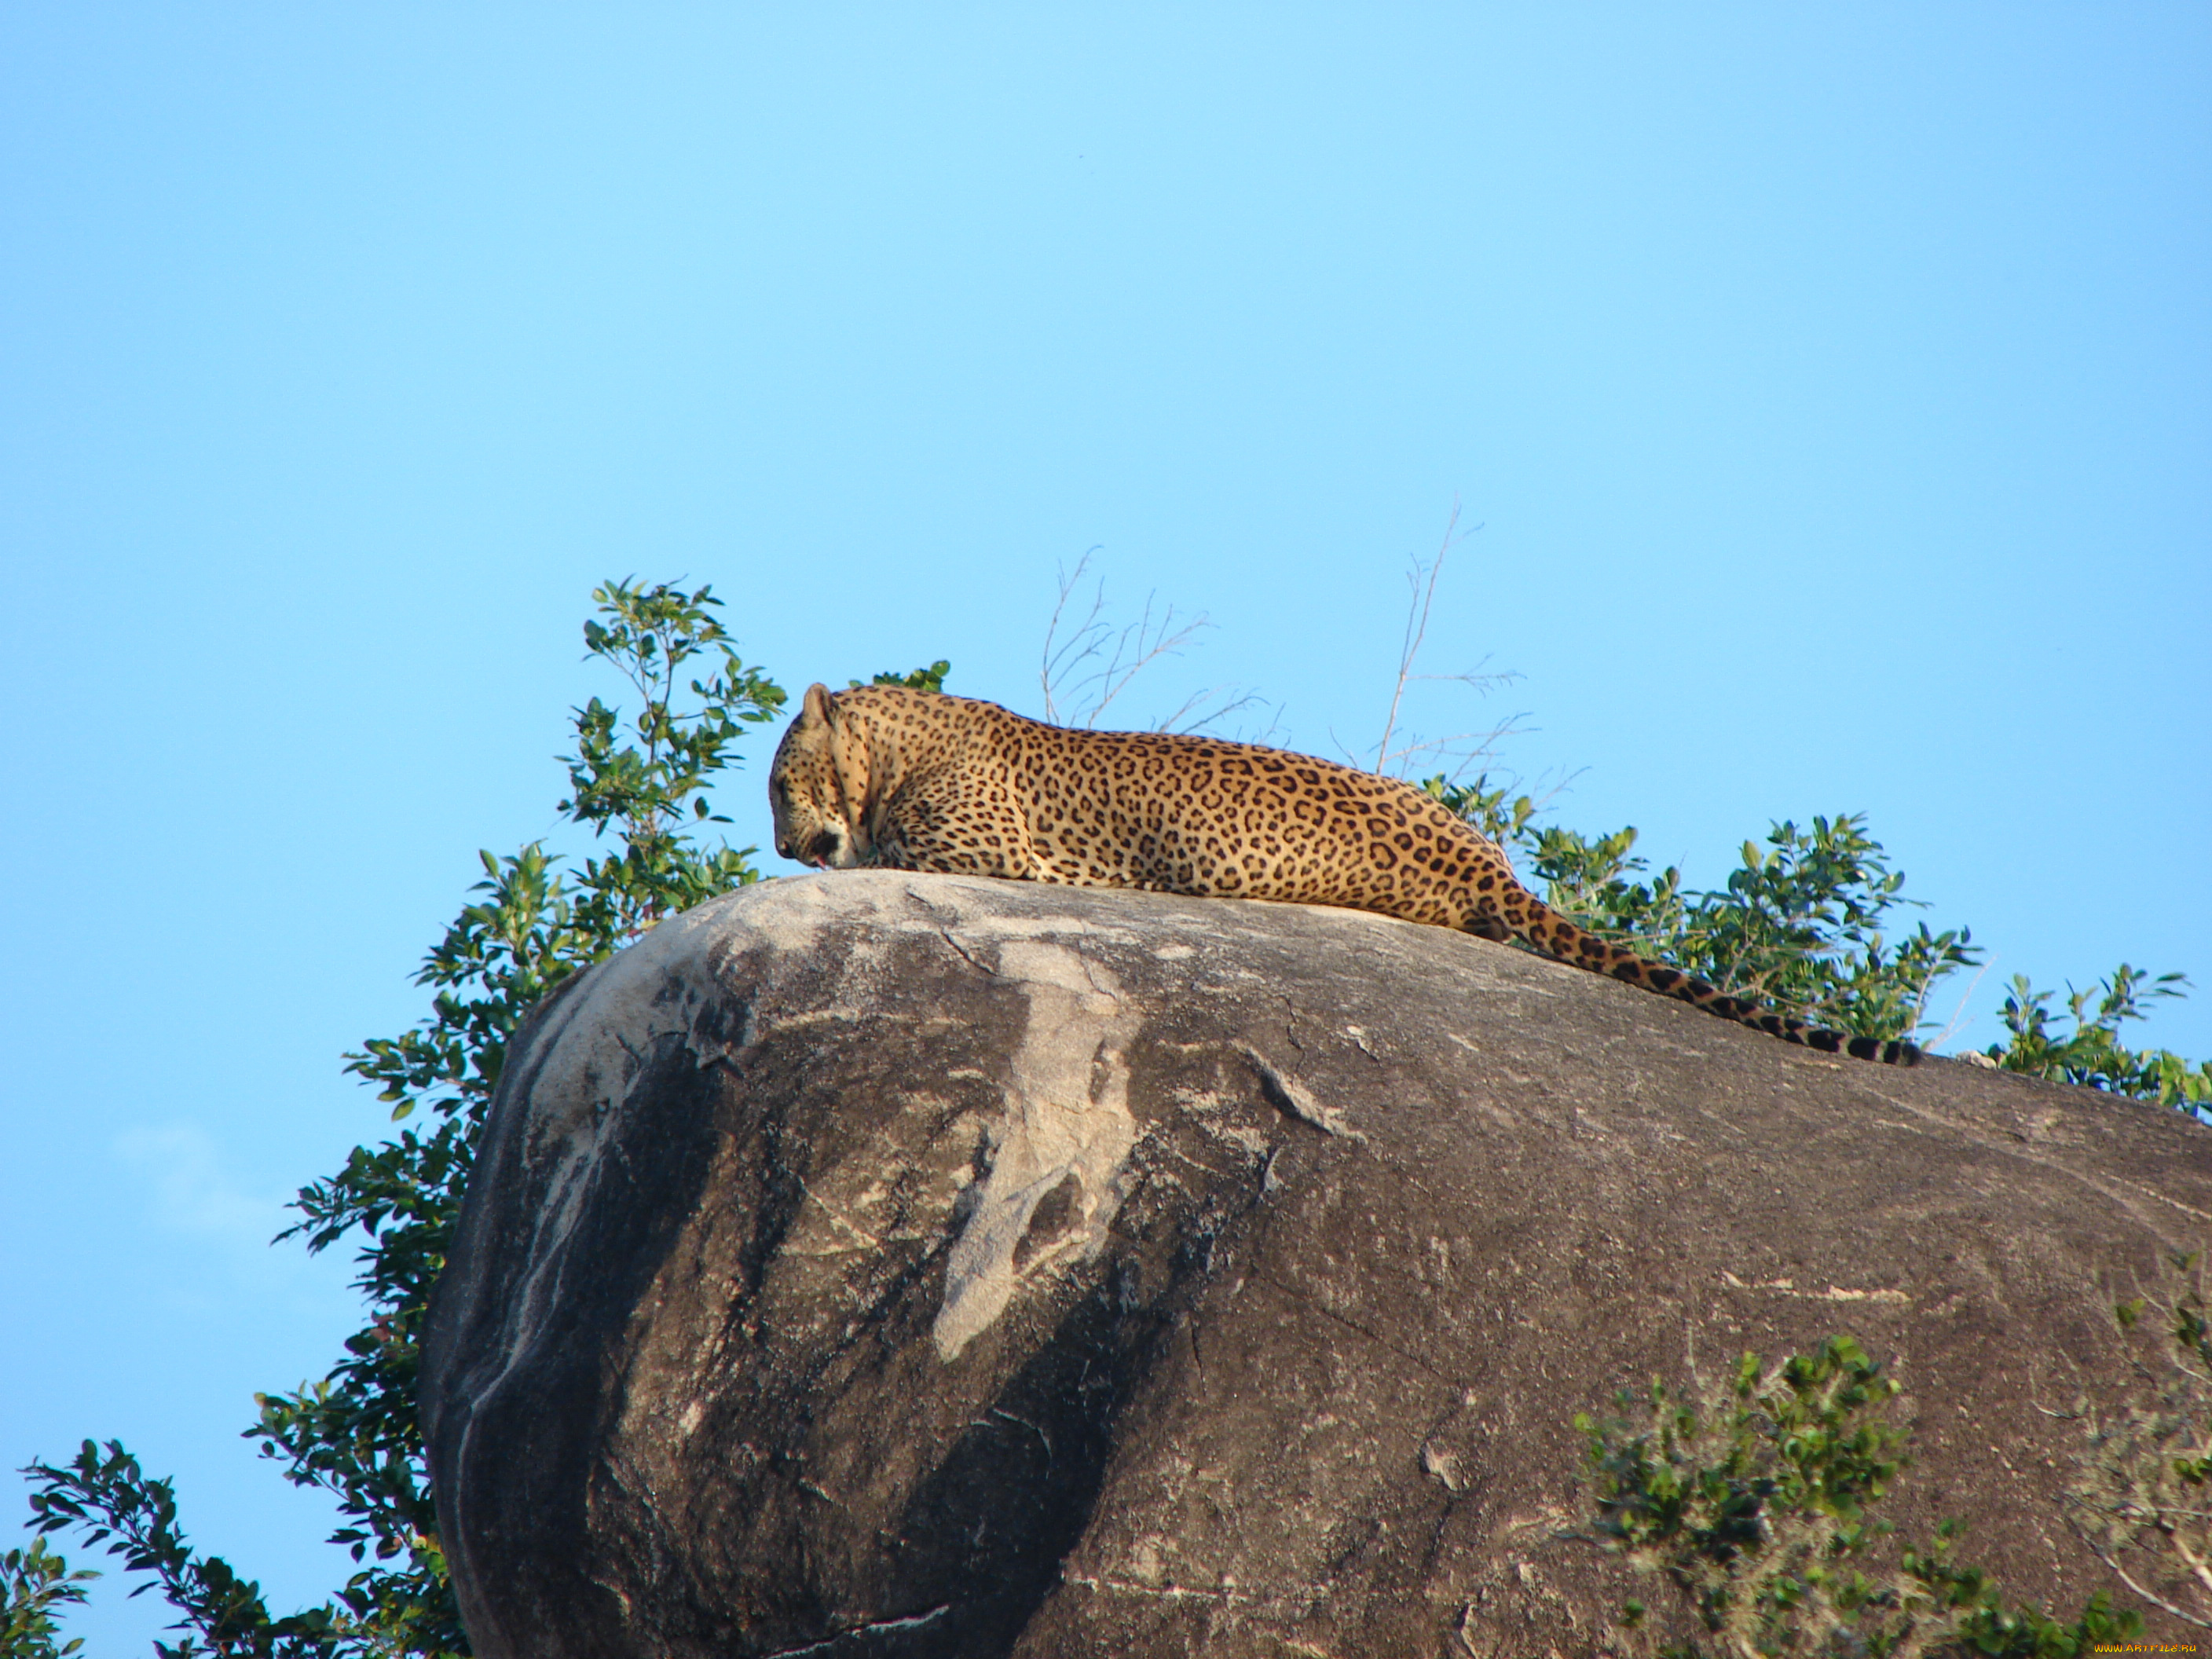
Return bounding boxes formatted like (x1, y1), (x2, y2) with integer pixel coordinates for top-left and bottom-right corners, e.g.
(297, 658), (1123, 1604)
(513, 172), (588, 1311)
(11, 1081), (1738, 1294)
(1240, 1044), (1362, 1141)
(759, 1604), (951, 1657)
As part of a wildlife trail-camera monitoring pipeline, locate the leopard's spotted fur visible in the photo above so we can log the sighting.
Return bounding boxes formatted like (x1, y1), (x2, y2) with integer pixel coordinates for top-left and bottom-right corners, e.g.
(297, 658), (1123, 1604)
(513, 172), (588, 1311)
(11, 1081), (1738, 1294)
(768, 683), (1918, 1066)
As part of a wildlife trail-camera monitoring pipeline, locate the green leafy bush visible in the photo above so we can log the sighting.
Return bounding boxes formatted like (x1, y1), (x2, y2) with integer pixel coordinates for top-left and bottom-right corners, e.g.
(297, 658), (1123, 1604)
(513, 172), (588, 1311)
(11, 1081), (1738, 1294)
(1, 1537), (93, 1659)
(23, 1442), (350, 1659)
(855, 660), (951, 692)
(1428, 780), (1976, 1044)
(1983, 969), (2212, 1113)
(1428, 776), (2205, 1113)
(2067, 1250), (2212, 1627)
(1579, 1336), (2138, 1656)
(20, 580), (790, 1657)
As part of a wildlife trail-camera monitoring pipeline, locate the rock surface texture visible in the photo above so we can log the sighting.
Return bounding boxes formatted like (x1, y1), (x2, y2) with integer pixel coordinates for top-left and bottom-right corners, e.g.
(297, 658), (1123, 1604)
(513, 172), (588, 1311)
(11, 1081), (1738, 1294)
(421, 872), (2212, 1656)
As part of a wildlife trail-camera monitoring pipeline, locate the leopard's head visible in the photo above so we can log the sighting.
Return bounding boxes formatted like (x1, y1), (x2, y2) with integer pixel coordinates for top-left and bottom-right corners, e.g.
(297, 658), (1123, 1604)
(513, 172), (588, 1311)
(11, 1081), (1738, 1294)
(770, 683), (870, 868)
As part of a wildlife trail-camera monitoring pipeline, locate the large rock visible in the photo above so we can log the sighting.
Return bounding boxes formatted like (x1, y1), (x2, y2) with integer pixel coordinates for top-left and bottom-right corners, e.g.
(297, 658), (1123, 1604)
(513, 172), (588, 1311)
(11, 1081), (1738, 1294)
(419, 871), (2212, 1656)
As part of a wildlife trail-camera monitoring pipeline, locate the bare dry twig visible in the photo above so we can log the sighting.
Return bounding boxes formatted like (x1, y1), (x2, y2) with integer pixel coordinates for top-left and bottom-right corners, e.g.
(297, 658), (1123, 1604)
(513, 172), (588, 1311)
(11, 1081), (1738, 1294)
(1922, 958), (1996, 1055)
(1355, 502), (1525, 779)
(1038, 550), (1259, 733)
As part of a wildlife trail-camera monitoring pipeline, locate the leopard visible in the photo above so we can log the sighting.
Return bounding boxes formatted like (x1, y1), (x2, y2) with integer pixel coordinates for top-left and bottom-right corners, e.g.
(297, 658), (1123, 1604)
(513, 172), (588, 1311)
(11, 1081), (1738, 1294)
(768, 682), (1919, 1066)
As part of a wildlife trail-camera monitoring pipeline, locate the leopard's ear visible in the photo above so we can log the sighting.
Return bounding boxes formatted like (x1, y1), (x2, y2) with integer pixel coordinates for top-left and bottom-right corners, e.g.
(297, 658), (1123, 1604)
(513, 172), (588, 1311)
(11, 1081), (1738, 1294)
(801, 683), (837, 727)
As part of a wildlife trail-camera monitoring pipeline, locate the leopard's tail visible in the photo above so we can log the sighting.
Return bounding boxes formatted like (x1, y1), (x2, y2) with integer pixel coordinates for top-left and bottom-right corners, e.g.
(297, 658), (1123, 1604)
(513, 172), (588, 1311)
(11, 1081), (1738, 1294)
(1499, 895), (1921, 1067)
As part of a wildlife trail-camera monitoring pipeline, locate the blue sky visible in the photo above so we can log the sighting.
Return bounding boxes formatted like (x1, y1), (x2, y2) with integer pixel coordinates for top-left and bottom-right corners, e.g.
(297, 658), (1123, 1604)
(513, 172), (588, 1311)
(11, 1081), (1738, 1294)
(3, 5), (2207, 1647)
